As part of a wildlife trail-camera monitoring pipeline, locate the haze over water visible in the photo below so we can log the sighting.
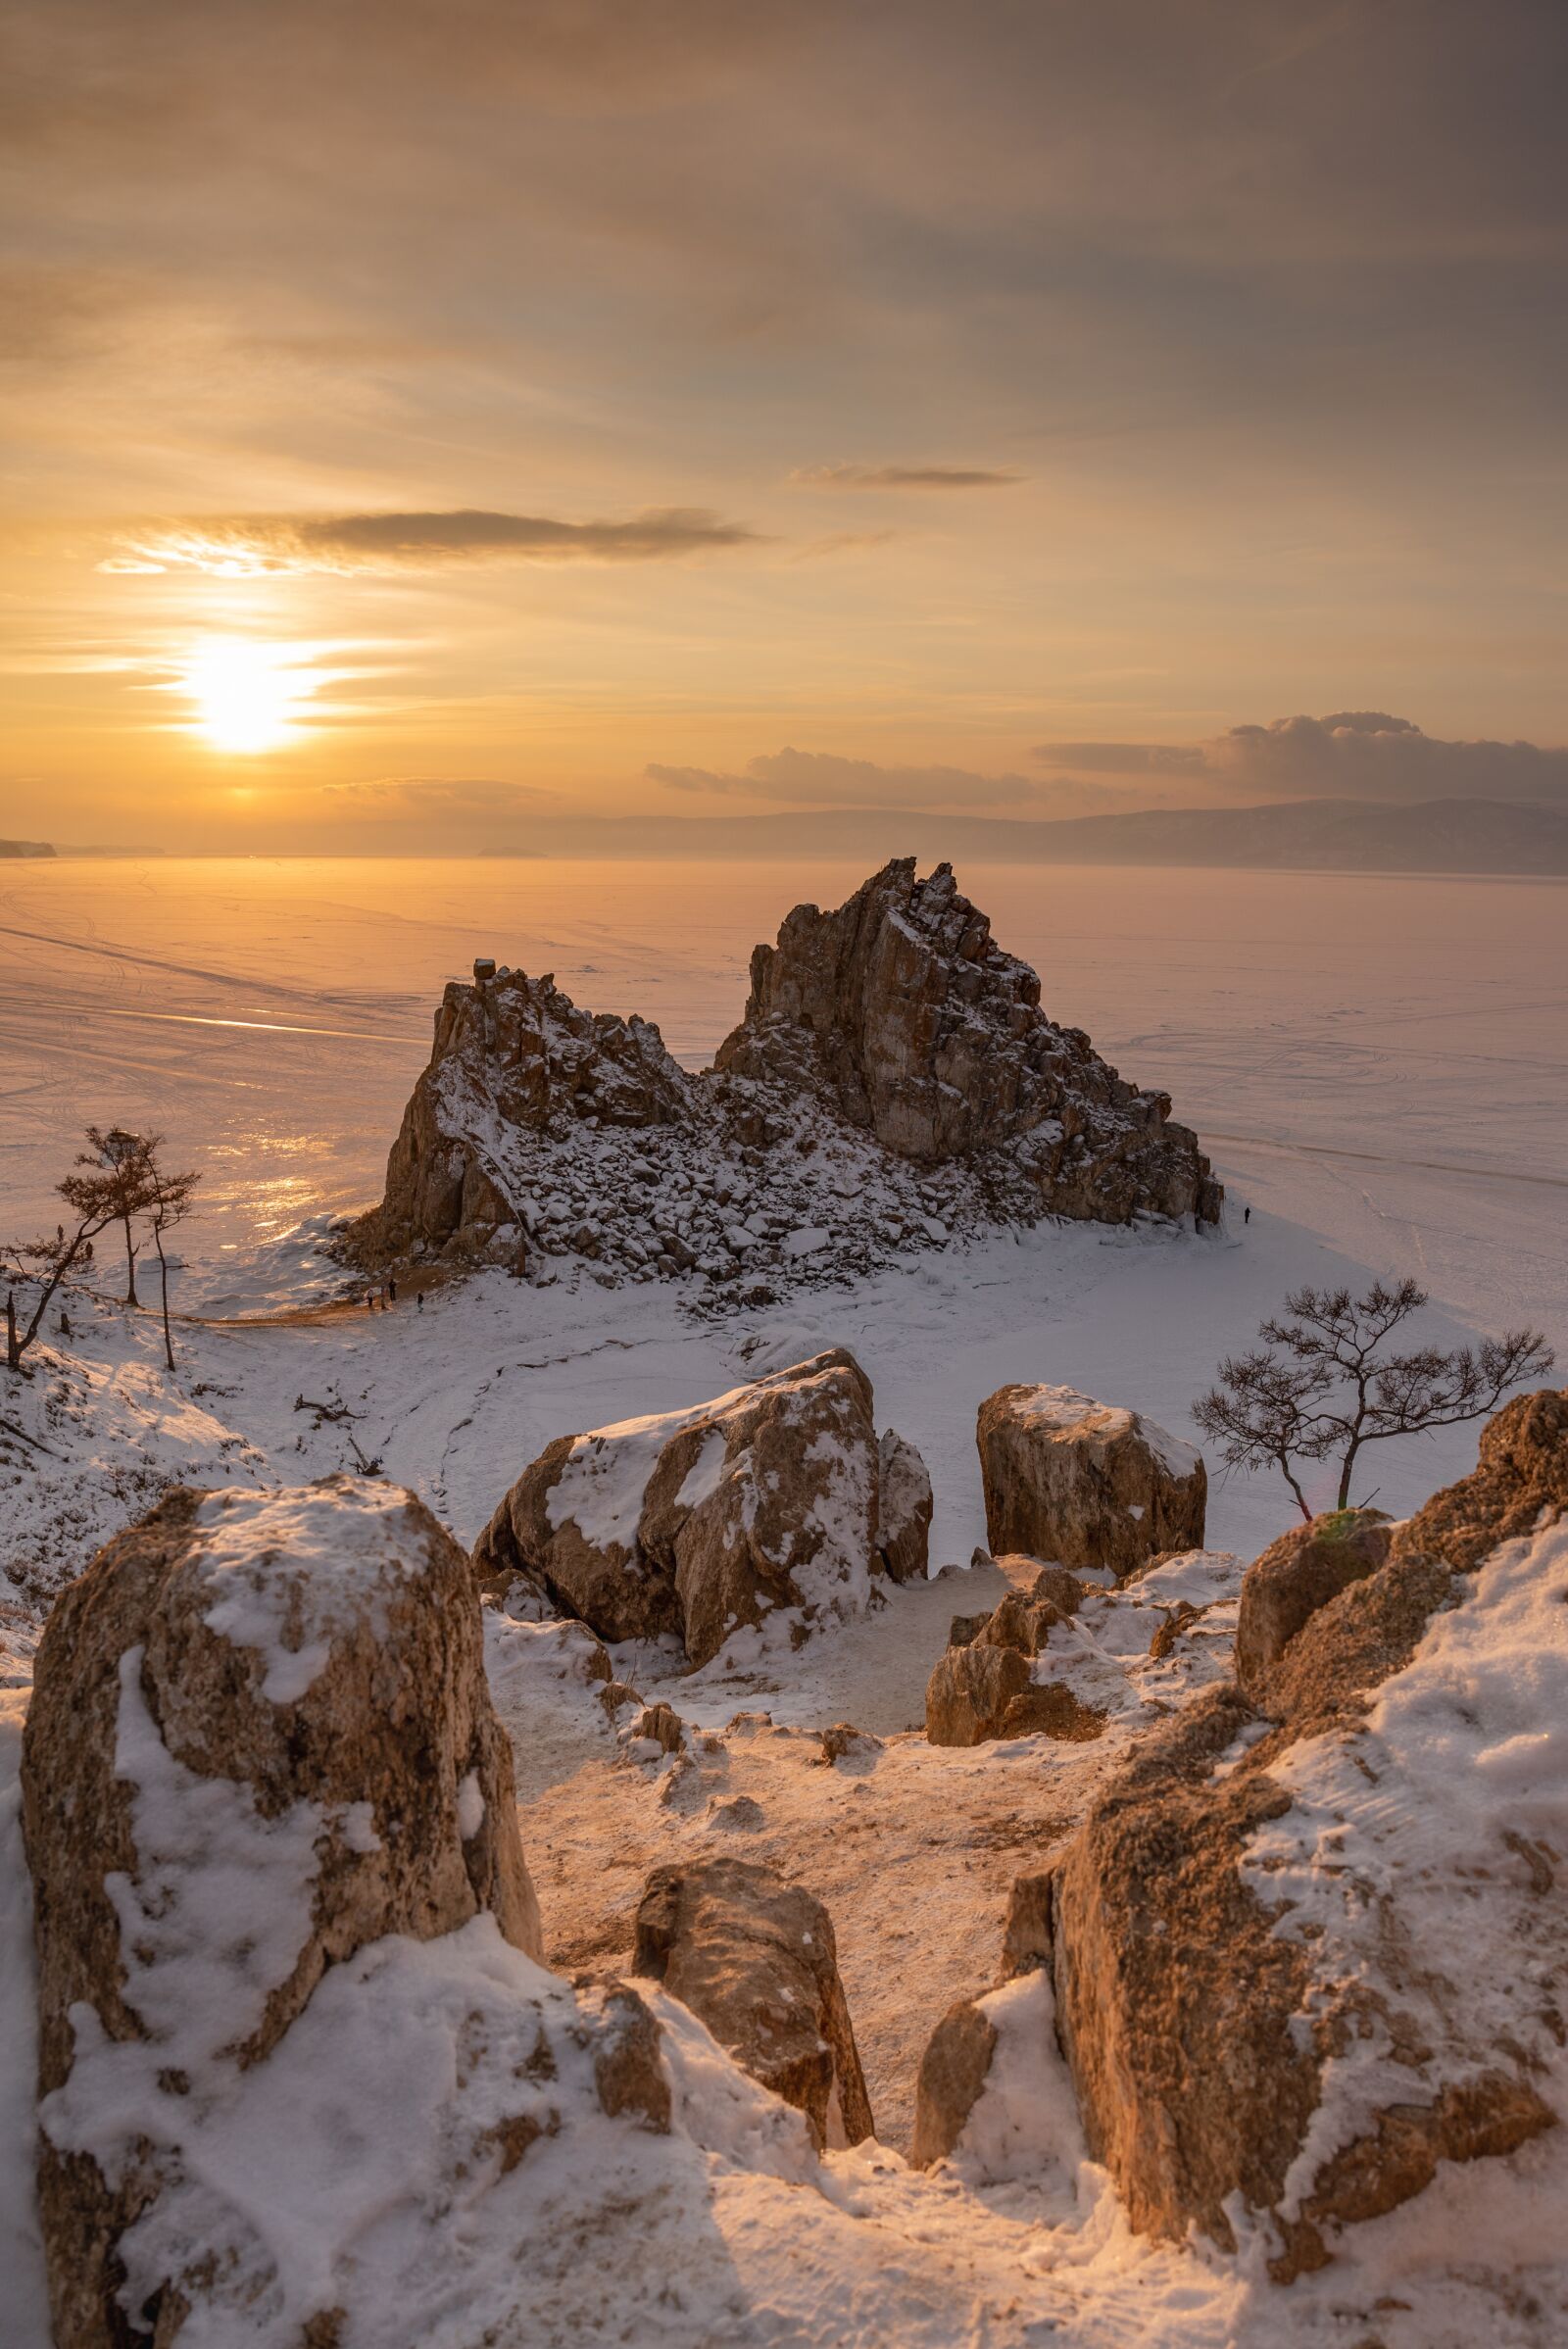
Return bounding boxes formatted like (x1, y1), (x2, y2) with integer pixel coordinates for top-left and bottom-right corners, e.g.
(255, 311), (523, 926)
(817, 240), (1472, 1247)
(2, 856), (1564, 1338)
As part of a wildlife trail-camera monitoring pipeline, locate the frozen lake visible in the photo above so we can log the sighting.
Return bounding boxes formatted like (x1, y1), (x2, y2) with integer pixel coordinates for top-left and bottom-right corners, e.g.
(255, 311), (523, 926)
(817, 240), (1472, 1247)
(2, 854), (1565, 1349)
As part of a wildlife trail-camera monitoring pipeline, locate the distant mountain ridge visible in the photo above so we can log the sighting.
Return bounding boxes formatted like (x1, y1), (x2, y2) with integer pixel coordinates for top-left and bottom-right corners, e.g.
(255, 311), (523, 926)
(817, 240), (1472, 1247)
(495, 795), (1568, 873)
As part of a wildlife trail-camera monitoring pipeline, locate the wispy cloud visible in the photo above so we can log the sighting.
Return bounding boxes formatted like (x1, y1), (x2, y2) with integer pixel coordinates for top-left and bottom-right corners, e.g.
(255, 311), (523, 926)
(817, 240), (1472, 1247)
(1033, 712), (1568, 804)
(789, 464), (1023, 491)
(100, 508), (760, 576)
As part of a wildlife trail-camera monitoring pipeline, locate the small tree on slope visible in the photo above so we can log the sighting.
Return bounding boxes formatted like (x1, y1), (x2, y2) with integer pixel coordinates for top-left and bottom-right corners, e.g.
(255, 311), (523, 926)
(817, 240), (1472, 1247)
(1195, 1278), (1554, 1521)
(74, 1126), (158, 1305)
(4, 1209), (107, 1374)
(144, 1148), (201, 1371)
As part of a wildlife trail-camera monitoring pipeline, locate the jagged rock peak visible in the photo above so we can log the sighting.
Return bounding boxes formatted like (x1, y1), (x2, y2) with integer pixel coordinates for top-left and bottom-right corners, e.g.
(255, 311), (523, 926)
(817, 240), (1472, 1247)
(715, 859), (1210, 1199)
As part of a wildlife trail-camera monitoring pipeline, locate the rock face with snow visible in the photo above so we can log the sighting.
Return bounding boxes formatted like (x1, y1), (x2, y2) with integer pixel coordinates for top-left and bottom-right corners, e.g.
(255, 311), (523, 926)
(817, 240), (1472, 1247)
(715, 859), (1221, 1223)
(365, 963), (692, 1266)
(1039, 1390), (1568, 2277)
(472, 1349), (926, 1667)
(349, 860), (1221, 1286)
(874, 1429), (933, 1583)
(19, 1476), (545, 2349)
(633, 1855), (874, 2149)
(977, 1383), (1206, 1577)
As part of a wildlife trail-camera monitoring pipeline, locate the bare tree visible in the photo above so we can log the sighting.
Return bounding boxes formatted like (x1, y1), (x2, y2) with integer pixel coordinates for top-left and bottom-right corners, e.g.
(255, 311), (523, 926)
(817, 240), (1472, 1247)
(74, 1126), (157, 1305)
(1195, 1278), (1554, 1520)
(4, 1212), (106, 1374)
(144, 1149), (201, 1371)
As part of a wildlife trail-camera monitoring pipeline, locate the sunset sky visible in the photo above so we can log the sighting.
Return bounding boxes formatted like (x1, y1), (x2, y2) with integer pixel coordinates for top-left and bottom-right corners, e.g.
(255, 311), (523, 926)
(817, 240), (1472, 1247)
(4, 0), (1564, 852)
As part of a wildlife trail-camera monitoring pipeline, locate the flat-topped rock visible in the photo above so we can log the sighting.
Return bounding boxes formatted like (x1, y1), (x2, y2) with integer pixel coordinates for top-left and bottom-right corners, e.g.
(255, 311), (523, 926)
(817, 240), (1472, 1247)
(978, 1383), (1206, 1578)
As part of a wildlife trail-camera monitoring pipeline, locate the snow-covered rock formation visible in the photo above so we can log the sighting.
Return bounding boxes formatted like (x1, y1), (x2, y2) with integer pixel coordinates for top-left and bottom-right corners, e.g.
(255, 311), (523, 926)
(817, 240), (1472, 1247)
(472, 1348), (925, 1667)
(19, 1476), (544, 2347)
(350, 859), (1221, 1291)
(931, 1387), (1568, 2283)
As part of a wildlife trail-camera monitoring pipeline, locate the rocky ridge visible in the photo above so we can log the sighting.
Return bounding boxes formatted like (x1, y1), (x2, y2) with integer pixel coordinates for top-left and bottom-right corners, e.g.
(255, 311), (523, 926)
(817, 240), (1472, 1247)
(919, 1388), (1568, 2286)
(349, 859), (1221, 1294)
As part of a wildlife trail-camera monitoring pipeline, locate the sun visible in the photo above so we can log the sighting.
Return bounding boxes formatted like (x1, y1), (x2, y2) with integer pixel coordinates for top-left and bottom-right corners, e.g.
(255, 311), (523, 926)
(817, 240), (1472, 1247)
(180, 640), (309, 753)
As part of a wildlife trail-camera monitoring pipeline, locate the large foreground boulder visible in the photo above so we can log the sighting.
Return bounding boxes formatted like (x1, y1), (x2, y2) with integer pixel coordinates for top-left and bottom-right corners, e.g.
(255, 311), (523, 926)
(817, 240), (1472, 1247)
(21, 1477), (545, 2348)
(633, 1855), (874, 2149)
(977, 1383), (1206, 1576)
(1040, 1392), (1568, 2277)
(472, 1349), (928, 1666)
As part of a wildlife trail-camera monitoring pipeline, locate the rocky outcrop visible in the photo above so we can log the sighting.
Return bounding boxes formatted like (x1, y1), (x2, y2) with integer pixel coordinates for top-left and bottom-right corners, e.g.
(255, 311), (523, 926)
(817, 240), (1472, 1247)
(1035, 1391), (1568, 2277)
(20, 1476), (543, 2349)
(472, 1349), (926, 1666)
(925, 1570), (1106, 1745)
(632, 1855), (874, 2148)
(715, 859), (1221, 1224)
(364, 962), (692, 1266)
(349, 860), (1221, 1283)
(977, 1383), (1206, 1577)
(1233, 1506), (1390, 1703)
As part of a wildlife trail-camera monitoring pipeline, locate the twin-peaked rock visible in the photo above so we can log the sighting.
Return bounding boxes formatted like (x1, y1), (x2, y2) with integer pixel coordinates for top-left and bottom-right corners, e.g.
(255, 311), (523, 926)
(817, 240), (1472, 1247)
(353, 859), (1221, 1281)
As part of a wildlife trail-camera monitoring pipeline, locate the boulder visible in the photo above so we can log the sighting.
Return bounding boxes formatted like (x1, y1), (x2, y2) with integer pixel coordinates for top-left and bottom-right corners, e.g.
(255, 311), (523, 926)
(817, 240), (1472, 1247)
(1233, 1507), (1391, 1701)
(909, 1998), (998, 2168)
(977, 1383), (1206, 1577)
(925, 1639), (1105, 1747)
(927, 1565), (1107, 1745)
(874, 1429), (933, 1583)
(472, 1348), (914, 1667)
(20, 1477), (543, 2349)
(714, 858), (1221, 1224)
(631, 1701), (686, 1754)
(1038, 1391), (1568, 2277)
(632, 1856), (874, 2148)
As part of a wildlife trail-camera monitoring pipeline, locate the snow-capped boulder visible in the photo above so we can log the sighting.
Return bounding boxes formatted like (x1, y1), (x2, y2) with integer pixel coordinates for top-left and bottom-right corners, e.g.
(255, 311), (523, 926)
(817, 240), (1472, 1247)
(874, 1428), (933, 1583)
(471, 1348), (918, 1667)
(632, 1855), (874, 2149)
(1233, 1505), (1391, 1702)
(20, 1476), (544, 2349)
(714, 857), (1221, 1220)
(1041, 1390), (1568, 2277)
(977, 1383), (1207, 1577)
